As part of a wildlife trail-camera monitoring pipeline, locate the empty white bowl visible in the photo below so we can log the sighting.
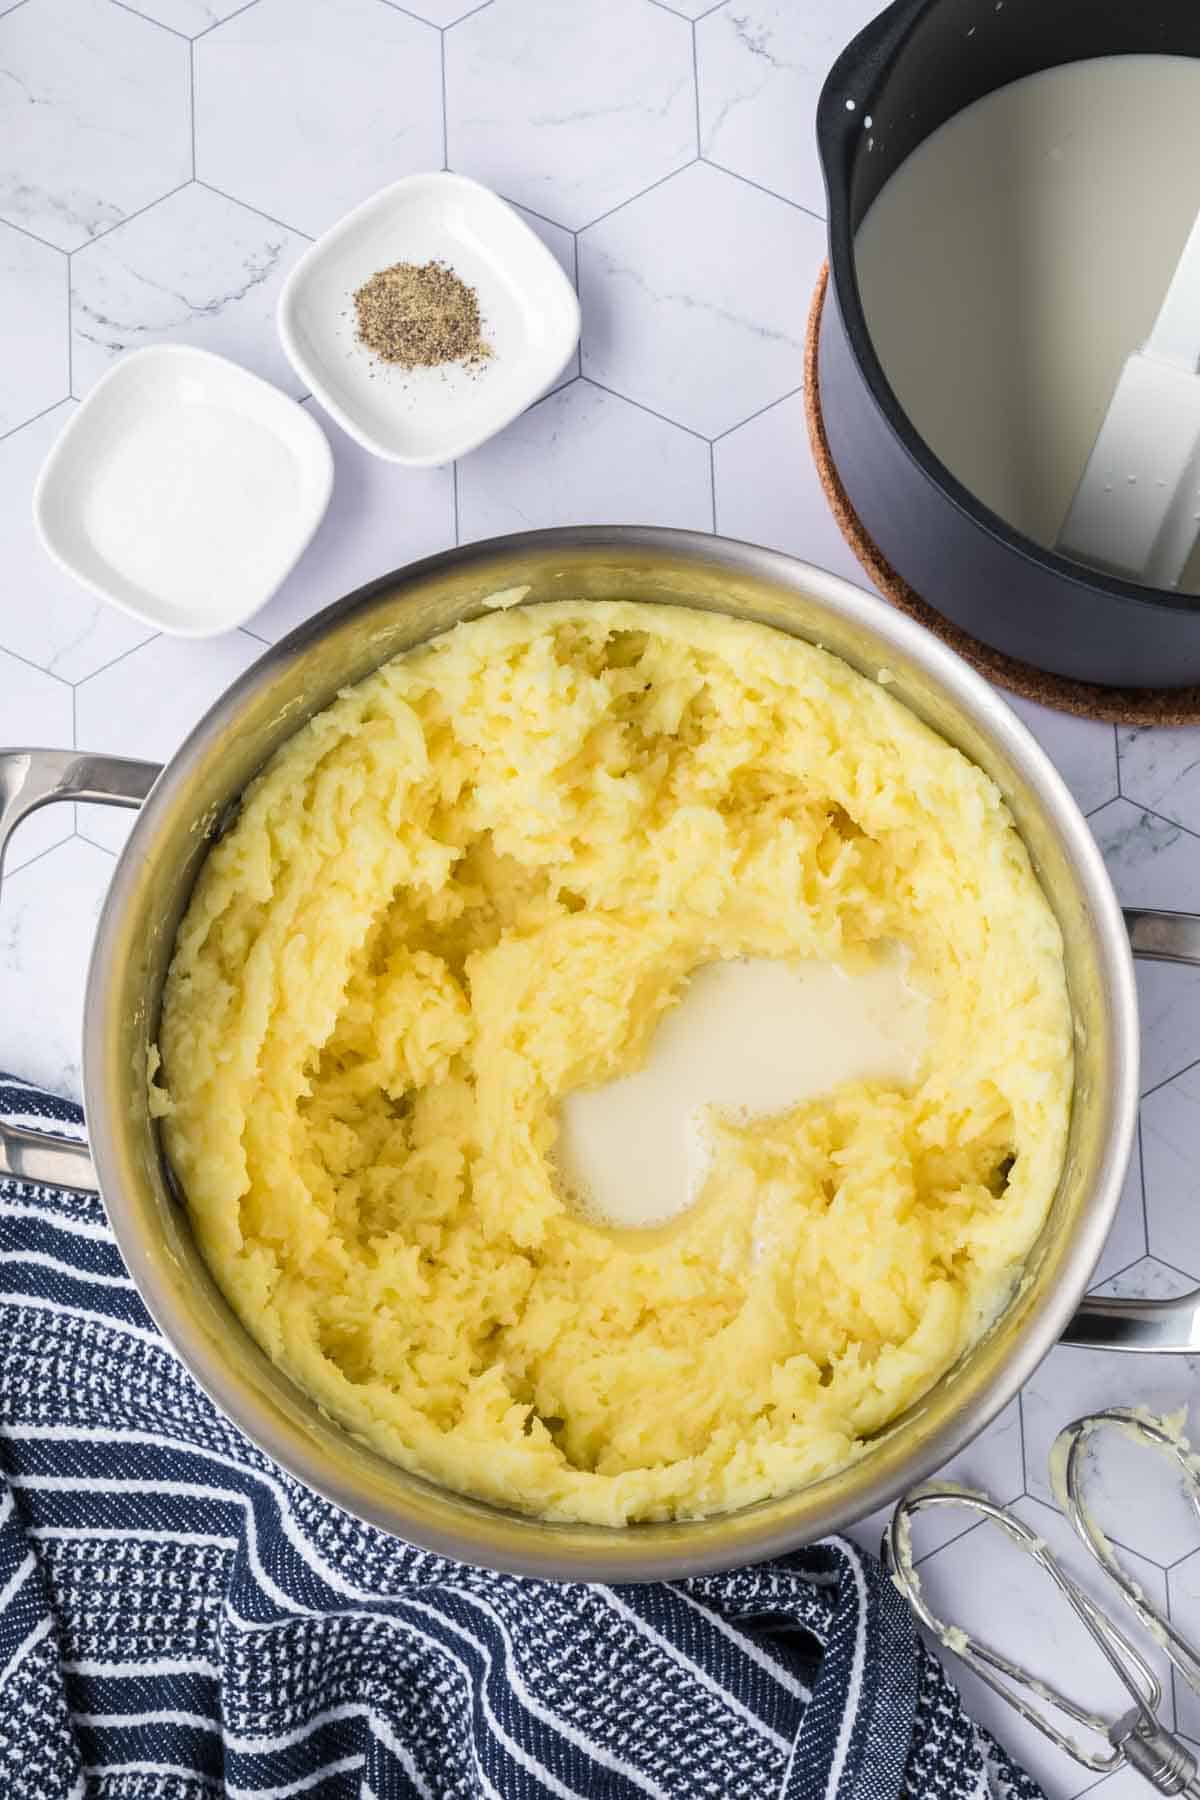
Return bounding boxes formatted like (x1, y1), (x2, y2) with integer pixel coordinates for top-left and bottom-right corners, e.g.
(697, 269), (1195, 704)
(277, 173), (581, 466)
(34, 345), (333, 639)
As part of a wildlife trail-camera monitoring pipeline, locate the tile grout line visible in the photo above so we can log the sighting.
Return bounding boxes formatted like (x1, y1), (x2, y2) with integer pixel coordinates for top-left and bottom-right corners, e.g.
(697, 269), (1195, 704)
(1141, 1052), (1200, 1103)
(1081, 794), (1121, 828)
(498, 194), (574, 235)
(439, 26), (449, 172)
(691, 20), (702, 158)
(1153, 1251), (1200, 1287)
(70, 630), (162, 694)
(582, 375), (712, 445)
(72, 180), (193, 258)
(381, 0), (492, 22)
(65, 253), (73, 402)
(107, 0), (190, 41)
(1, 831), (78, 887)
(193, 179), (313, 242)
(580, 158), (700, 236)
(192, 0), (263, 40)
(0, 399), (71, 446)
(708, 440), (716, 534)
(1017, 1390), (1030, 1495)
(189, 39), (197, 181)
(1020, 1489), (1151, 1572)
(519, 371), (579, 421)
(1137, 1114), (1150, 1259)
(1140, 800), (1200, 845)
(0, 639), (74, 687)
(646, 0), (729, 18)
(911, 1512), (987, 1569)
(1168, 1571), (1181, 1738)
(1091, 1249), (1159, 1295)
(71, 682), (78, 842)
(0, 214), (64, 256)
(697, 155), (826, 224)
(710, 382), (805, 444)
(75, 828), (117, 860)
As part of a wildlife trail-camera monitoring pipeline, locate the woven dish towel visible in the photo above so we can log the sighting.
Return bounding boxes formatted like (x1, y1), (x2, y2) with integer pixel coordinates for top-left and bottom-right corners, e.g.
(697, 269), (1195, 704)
(0, 1073), (1044, 1800)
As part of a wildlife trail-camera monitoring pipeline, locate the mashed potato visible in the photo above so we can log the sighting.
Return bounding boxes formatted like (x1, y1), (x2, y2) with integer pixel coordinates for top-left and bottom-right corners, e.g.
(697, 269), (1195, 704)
(155, 602), (1072, 1524)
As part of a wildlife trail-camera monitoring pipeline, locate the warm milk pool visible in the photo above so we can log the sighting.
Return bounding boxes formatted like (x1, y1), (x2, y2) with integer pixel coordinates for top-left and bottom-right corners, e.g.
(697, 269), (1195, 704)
(154, 602), (1073, 1526)
(558, 951), (929, 1233)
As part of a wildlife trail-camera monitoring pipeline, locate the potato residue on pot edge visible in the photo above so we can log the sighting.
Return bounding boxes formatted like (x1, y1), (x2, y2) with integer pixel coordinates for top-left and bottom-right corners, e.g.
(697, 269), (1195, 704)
(153, 602), (1072, 1525)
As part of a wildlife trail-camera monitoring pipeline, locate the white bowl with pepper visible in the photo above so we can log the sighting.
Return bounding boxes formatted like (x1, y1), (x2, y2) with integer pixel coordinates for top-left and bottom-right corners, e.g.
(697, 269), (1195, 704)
(277, 173), (580, 467)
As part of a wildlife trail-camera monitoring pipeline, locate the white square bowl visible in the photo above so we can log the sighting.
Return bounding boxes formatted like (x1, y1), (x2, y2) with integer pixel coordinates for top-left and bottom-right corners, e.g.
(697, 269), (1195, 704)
(34, 345), (333, 638)
(277, 172), (581, 466)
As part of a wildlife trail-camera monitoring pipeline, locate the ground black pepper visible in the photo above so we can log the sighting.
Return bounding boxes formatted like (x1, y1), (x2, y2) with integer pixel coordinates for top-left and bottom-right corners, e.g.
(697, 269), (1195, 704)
(352, 259), (491, 371)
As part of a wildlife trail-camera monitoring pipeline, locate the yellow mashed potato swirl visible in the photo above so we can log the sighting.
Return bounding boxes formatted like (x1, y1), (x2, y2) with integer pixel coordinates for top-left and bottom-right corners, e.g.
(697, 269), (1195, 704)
(156, 602), (1072, 1525)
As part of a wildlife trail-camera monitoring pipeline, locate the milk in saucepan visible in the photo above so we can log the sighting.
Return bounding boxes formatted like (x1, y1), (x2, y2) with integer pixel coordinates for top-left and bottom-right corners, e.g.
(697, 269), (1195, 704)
(855, 55), (1200, 592)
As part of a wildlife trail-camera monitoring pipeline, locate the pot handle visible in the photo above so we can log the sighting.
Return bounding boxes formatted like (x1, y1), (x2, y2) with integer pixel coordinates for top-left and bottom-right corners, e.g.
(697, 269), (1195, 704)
(1063, 908), (1200, 1352)
(0, 746), (161, 1195)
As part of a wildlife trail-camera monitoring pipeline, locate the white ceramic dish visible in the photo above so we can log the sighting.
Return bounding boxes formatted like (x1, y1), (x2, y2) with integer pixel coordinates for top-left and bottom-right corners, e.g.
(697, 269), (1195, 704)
(277, 172), (581, 466)
(34, 345), (333, 639)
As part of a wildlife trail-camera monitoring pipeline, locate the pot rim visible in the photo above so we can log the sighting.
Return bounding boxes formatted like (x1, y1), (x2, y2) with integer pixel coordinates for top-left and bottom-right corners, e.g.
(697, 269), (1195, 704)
(82, 526), (1139, 1578)
(818, 0), (1200, 620)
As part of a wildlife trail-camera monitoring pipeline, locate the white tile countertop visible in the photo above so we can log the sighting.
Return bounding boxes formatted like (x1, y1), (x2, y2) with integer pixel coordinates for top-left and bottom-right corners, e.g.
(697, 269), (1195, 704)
(2, 3), (1200, 1793)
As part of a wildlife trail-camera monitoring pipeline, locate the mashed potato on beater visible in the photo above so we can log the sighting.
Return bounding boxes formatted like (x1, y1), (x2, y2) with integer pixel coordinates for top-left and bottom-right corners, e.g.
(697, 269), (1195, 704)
(155, 602), (1072, 1525)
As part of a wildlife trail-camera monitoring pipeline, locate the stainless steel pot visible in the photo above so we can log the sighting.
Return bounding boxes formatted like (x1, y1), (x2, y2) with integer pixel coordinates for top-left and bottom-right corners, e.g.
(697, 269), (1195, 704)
(2, 528), (1198, 1580)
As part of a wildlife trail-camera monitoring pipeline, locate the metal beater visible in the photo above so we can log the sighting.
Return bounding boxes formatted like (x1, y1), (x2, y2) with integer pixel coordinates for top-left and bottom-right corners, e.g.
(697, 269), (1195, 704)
(886, 1408), (1200, 1795)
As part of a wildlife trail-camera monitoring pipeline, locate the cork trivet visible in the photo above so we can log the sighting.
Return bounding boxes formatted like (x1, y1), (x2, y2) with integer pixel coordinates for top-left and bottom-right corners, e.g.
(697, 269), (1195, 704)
(804, 264), (1200, 726)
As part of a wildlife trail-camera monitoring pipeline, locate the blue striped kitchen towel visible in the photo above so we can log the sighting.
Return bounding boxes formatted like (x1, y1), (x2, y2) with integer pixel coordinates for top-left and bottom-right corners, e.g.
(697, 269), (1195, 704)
(0, 1073), (1045, 1800)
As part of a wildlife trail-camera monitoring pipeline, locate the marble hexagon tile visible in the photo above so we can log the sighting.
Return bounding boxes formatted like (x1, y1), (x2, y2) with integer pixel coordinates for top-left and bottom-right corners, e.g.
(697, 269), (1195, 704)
(394, 0), (494, 23)
(74, 631), (264, 857)
(0, 224), (68, 435)
(0, 649), (74, 875)
(1133, 958), (1200, 1102)
(456, 379), (713, 540)
(117, 0), (254, 36)
(1119, 725), (1200, 836)
(578, 161), (823, 436)
(847, 1396), (1027, 1565)
(195, 0), (443, 238)
(1142, 1068), (1200, 1280)
(696, 0), (884, 212)
(1088, 1125), (1150, 1292)
(712, 389), (876, 584)
(445, 0), (696, 229)
(0, 0), (190, 251)
(1090, 800), (1200, 1096)
(651, 0), (727, 18)
(251, 410), (456, 644)
(1167, 1553), (1200, 1744)
(70, 183), (309, 398)
(1005, 697), (1120, 820)
(0, 839), (118, 1095)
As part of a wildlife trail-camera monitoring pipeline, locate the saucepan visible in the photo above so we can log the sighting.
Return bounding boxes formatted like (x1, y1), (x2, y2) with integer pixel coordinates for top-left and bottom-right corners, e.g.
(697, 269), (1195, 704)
(816, 0), (1200, 687)
(1, 528), (1197, 1580)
